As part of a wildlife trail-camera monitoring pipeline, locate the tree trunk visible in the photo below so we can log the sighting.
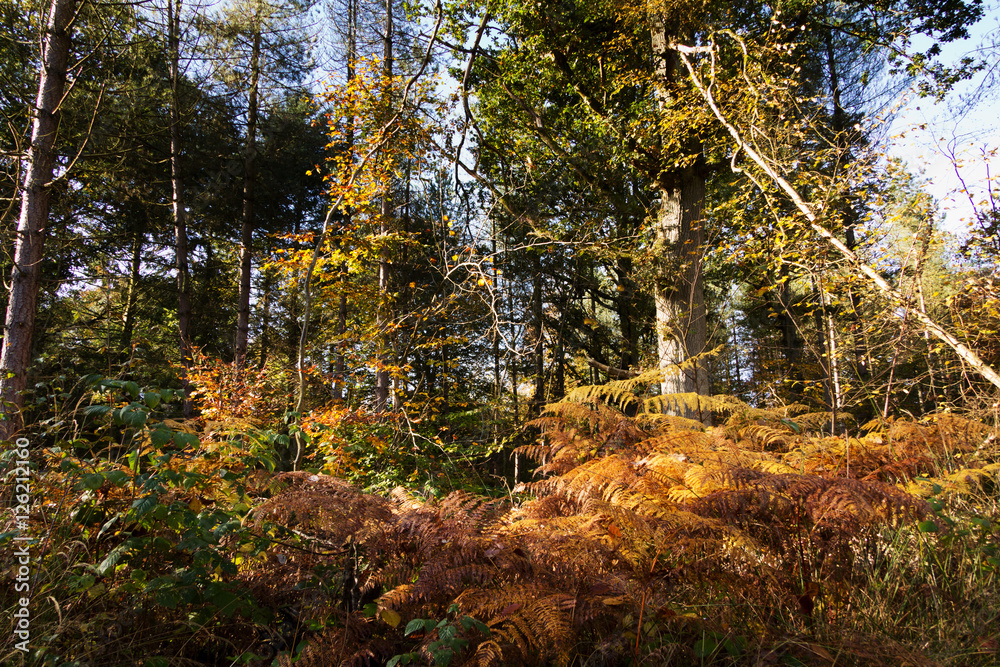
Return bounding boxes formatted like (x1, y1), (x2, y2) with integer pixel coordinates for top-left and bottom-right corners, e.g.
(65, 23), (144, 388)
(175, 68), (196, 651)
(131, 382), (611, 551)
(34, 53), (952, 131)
(776, 267), (804, 399)
(333, 0), (356, 404)
(615, 256), (638, 370)
(121, 203), (146, 352)
(374, 0), (393, 411)
(650, 18), (710, 409)
(169, 0), (194, 417)
(823, 25), (869, 384)
(235, 23), (261, 371)
(530, 254), (545, 416)
(0, 0), (76, 440)
(677, 42), (1000, 391)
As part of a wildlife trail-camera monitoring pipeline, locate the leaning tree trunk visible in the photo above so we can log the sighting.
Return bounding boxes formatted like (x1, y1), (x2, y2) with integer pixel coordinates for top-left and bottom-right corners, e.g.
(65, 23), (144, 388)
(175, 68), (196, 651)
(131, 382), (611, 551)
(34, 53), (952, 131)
(0, 0), (76, 440)
(650, 17), (710, 409)
(674, 42), (1000, 391)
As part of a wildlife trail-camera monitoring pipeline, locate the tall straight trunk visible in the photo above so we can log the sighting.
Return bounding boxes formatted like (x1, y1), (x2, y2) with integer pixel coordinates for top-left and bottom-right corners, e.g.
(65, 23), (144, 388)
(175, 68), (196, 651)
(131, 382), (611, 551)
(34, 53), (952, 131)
(820, 285), (842, 434)
(776, 266), (804, 398)
(823, 24), (870, 383)
(812, 275), (841, 430)
(235, 24), (261, 371)
(0, 0), (76, 439)
(615, 256), (638, 370)
(374, 0), (393, 410)
(169, 0), (194, 416)
(650, 18), (709, 408)
(333, 0), (356, 403)
(530, 254), (545, 416)
(911, 220), (938, 409)
(258, 266), (272, 368)
(121, 204), (146, 351)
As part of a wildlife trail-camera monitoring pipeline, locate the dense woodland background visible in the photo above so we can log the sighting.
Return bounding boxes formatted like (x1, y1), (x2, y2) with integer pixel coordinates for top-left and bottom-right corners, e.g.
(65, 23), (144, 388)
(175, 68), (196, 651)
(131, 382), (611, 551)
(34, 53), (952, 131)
(2, 0), (1000, 664)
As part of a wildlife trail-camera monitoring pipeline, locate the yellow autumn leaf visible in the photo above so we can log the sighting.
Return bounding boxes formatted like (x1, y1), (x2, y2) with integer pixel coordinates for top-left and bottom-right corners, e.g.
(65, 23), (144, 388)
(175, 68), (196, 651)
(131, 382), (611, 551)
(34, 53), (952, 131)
(379, 608), (402, 627)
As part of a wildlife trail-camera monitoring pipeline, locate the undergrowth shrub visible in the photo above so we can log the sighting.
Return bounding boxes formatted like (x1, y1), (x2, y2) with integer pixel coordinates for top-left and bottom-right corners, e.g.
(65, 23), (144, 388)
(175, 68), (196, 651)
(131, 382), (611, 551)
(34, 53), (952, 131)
(1, 377), (281, 665)
(195, 378), (999, 666)
(3, 371), (998, 666)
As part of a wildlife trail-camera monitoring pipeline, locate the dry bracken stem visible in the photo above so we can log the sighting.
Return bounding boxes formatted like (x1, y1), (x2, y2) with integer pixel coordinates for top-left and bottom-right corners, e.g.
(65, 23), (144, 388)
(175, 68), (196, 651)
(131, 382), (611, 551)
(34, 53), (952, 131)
(673, 41), (1000, 391)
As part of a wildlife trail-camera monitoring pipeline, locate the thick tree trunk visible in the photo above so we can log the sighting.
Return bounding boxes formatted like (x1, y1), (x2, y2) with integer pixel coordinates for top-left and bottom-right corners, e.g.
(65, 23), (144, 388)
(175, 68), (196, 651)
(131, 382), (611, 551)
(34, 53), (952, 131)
(650, 18), (710, 408)
(0, 0), (76, 440)
(169, 0), (194, 417)
(652, 170), (709, 397)
(235, 25), (261, 371)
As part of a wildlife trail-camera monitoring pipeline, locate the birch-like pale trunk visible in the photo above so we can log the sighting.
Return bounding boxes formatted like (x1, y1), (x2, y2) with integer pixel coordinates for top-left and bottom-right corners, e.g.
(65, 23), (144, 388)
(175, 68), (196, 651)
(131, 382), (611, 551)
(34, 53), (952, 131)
(0, 0), (77, 440)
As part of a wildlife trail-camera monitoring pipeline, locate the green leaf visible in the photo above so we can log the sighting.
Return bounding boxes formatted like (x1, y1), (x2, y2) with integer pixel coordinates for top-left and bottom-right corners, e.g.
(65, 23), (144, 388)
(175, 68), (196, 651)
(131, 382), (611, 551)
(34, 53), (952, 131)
(723, 635), (746, 656)
(779, 418), (802, 433)
(431, 647), (454, 666)
(208, 588), (241, 617)
(124, 381), (140, 400)
(105, 470), (130, 486)
(115, 404), (149, 428)
(918, 520), (939, 533)
(97, 539), (139, 575)
(130, 496), (158, 519)
(145, 576), (177, 592)
(82, 405), (112, 419)
(404, 619), (426, 636)
(143, 392), (161, 409)
(149, 428), (173, 447)
(155, 588), (181, 609)
(96, 513), (123, 540)
(81, 473), (105, 490)
(174, 432), (200, 448)
(693, 638), (718, 659)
